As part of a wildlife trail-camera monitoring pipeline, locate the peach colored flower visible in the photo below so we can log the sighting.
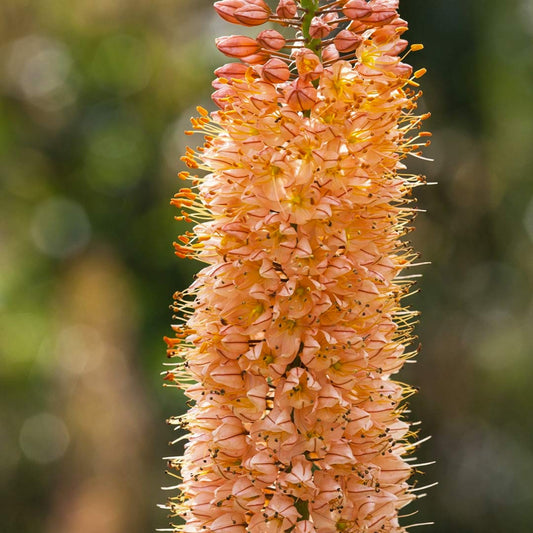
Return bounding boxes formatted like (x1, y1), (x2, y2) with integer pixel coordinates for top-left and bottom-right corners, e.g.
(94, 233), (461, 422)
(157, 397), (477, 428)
(164, 1), (432, 532)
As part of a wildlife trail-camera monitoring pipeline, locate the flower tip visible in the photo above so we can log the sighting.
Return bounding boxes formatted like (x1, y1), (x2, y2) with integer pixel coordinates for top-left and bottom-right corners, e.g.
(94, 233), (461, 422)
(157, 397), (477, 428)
(414, 68), (427, 78)
(411, 43), (424, 51)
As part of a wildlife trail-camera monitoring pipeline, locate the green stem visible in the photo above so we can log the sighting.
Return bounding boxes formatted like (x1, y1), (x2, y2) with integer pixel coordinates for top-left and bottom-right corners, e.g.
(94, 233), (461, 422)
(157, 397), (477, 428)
(300, 0), (322, 54)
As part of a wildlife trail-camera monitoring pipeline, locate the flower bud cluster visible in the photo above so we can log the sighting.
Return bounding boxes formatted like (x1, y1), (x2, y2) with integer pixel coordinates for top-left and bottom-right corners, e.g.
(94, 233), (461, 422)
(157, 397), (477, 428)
(165, 1), (431, 532)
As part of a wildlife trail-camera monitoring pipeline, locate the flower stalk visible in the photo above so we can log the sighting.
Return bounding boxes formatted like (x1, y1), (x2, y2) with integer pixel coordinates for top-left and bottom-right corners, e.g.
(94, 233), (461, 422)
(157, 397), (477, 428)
(163, 1), (431, 531)
(301, 0), (322, 52)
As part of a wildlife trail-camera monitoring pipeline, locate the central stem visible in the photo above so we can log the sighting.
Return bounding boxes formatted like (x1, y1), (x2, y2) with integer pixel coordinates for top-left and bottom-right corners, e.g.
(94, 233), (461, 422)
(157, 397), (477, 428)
(301, 0), (321, 54)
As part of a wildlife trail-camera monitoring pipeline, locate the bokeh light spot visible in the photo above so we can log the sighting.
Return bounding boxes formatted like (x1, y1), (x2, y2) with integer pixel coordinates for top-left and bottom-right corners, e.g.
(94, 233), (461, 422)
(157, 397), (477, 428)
(19, 413), (70, 464)
(6, 34), (76, 111)
(31, 197), (91, 258)
(55, 324), (106, 375)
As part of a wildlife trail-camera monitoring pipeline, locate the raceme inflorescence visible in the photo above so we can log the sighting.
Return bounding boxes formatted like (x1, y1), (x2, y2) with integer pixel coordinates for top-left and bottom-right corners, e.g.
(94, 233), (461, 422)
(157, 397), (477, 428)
(163, 1), (432, 531)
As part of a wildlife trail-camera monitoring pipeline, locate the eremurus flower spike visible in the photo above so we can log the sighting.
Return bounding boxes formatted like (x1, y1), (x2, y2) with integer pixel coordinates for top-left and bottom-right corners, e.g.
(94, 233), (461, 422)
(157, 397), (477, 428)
(164, 0), (432, 531)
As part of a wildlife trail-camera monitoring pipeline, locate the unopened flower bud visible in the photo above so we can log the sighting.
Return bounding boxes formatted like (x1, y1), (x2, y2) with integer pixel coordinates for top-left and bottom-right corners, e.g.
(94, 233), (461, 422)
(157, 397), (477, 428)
(247, 0), (271, 6)
(261, 58), (291, 83)
(322, 43), (340, 63)
(343, 0), (372, 19)
(334, 29), (363, 52)
(276, 0), (297, 18)
(257, 29), (286, 50)
(364, 0), (398, 24)
(347, 19), (366, 33)
(309, 16), (332, 39)
(234, 3), (271, 26)
(285, 78), (317, 111)
(214, 62), (249, 80)
(241, 51), (269, 65)
(214, 0), (245, 24)
(216, 35), (261, 58)
(319, 12), (339, 33)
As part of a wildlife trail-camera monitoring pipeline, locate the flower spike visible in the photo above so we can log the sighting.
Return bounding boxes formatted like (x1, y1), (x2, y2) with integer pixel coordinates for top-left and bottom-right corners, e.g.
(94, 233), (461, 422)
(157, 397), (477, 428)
(165, 1), (432, 532)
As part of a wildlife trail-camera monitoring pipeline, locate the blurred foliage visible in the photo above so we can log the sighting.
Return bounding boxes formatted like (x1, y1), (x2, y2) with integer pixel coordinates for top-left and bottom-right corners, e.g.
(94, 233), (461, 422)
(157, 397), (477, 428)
(1, 0), (532, 532)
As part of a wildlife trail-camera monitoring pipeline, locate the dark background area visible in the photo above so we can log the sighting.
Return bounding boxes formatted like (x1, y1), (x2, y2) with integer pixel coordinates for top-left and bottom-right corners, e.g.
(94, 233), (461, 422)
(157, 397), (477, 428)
(1, 0), (532, 531)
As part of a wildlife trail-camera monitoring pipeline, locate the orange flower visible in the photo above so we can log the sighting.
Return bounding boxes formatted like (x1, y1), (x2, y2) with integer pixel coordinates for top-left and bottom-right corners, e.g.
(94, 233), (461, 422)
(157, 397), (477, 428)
(164, 1), (432, 532)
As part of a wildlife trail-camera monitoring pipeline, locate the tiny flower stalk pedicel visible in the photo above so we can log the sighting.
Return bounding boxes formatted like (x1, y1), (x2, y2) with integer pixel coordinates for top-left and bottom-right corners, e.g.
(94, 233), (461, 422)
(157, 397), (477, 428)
(164, 1), (432, 531)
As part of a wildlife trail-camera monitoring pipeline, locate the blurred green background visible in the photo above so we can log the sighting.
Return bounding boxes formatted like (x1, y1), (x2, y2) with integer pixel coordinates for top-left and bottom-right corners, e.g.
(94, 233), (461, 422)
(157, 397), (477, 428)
(1, 0), (532, 531)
